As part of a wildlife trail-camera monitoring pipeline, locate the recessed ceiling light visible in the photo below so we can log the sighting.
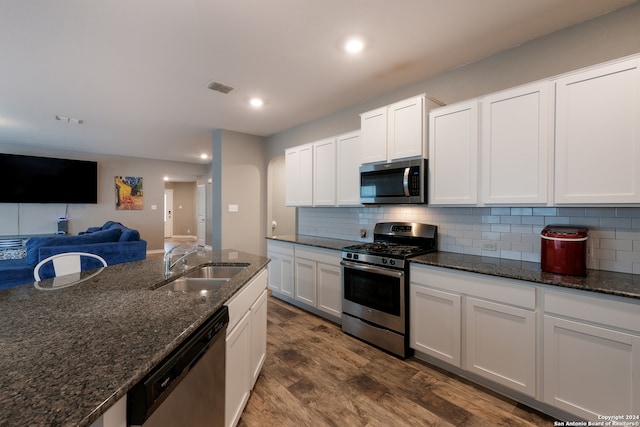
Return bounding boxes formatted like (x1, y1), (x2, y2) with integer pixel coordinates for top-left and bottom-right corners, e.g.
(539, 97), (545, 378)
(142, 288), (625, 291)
(344, 38), (365, 54)
(163, 176), (169, 181)
(200, 153), (209, 160)
(249, 98), (264, 108)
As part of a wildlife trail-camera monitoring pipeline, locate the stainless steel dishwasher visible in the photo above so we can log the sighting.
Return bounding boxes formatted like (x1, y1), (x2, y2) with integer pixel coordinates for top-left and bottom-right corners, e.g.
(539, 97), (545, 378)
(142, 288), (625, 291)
(128, 306), (228, 427)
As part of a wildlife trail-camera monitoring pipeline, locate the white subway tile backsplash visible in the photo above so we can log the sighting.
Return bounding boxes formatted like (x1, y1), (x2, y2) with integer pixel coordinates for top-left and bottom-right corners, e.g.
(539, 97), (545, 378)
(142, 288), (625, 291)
(297, 205), (640, 275)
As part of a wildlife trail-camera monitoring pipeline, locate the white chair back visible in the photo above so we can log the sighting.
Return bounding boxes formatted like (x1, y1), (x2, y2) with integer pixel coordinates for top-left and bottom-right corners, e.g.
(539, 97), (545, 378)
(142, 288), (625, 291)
(34, 252), (107, 290)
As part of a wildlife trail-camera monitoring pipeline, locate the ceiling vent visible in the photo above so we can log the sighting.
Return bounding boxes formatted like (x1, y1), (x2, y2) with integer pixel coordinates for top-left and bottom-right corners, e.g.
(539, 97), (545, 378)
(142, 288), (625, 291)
(206, 81), (234, 94)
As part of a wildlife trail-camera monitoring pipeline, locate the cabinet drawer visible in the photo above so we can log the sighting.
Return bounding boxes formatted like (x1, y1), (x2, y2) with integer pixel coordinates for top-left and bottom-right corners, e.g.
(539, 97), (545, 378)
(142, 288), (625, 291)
(544, 287), (640, 333)
(410, 264), (536, 310)
(267, 240), (294, 257)
(294, 245), (340, 265)
(227, 269), (268, 331)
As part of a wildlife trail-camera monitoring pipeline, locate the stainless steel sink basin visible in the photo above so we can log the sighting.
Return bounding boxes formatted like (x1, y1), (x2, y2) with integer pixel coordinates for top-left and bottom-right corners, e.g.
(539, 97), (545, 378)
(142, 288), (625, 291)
(183, 265), (246, 279)
(155, 264), (247, 294)
(156, 277), (229, 293)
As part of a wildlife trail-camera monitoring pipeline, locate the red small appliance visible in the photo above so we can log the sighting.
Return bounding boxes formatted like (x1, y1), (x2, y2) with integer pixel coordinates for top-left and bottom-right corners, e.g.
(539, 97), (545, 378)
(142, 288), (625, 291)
(540, 225), (588, 276)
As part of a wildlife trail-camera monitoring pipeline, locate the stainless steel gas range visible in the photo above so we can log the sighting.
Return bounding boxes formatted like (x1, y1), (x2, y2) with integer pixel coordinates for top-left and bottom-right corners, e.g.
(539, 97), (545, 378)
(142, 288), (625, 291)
(341, 222), (437, 358)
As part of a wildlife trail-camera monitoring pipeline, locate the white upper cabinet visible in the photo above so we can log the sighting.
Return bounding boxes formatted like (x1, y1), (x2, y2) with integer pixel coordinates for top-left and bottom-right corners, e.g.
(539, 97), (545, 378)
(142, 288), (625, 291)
(336, 130), (361, 206)
(361, 94), (441, 164)
(388, 95), (425, 161)
(313, 138), (336, 206)
(285, 144), (313, 206)
(360, 106), (388, 164)
(285, 130), (360, 207)
(554, 57), (640, 204)
(428, 100), (479, 205)
(480, 82), (552, 205)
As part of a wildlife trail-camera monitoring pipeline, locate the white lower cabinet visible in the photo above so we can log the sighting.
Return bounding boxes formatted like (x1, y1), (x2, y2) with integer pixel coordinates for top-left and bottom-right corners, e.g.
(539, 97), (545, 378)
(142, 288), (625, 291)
(294, 257), (317, 306)
(249, 290), (268, 389)
(89, 395), (126, 427)
(316, 261), (342, 319)
(410, 283), (461, 367)
(266, 240), (294, 298)
(225, 269), (268, 427)
(411, 263), (640, 421)
(410, 264), (537, 397)
(543, 288), (640, 419)
(225, 311), (251, 427)
(465, 297), (536, 397)
(268, 240), (342, 323)
(294, 245), (342, 320)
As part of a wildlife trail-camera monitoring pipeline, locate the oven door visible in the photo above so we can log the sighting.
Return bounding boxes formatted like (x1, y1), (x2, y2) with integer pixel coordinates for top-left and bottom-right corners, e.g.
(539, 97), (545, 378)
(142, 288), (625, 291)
(341, 260), (405, 334)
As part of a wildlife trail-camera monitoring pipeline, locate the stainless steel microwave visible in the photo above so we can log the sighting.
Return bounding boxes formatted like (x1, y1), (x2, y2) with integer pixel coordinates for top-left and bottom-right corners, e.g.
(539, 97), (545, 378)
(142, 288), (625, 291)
(360, 159), (427, 204)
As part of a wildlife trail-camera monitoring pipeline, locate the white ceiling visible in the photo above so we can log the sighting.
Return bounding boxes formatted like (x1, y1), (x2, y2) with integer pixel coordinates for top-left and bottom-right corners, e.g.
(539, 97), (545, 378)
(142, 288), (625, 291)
(0, 0), (636, 164)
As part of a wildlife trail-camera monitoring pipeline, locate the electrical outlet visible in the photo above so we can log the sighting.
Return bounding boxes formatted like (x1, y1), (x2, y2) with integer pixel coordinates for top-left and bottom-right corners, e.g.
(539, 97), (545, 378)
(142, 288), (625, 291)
(482, 242), (498, 251)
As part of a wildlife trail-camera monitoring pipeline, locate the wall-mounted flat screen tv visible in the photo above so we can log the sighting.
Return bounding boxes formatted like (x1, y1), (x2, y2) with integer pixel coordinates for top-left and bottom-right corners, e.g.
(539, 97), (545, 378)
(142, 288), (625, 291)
(0, 153), (98, 203)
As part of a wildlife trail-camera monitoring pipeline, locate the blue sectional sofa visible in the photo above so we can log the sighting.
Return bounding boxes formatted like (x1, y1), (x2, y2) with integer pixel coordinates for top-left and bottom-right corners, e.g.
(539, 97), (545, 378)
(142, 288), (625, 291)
(0, 221), (147, 290)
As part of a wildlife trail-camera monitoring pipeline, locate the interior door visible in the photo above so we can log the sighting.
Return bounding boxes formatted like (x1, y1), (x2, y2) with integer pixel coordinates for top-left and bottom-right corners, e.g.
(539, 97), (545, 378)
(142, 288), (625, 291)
(197, 184), (206, 247)
(164, 189), (174, 238)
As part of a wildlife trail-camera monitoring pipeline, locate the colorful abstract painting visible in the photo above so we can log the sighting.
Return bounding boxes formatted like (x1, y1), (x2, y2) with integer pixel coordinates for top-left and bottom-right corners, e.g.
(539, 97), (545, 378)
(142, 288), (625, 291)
(115, 176), (143, 210)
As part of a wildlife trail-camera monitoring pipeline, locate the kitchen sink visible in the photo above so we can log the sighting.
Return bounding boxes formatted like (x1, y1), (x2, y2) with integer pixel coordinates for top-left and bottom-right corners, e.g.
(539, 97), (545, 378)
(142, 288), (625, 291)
(183, 265), (246, 279)
(155, 264), (247, 294)
(156, 277), (229, 293)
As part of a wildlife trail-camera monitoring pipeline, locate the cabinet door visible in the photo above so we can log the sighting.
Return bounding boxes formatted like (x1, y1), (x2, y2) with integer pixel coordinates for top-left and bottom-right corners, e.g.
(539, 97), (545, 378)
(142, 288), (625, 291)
(465, 297), (536, 397)
(267, 245), (294, 298)
(284, 144), (313, 206)
(360, 106), (388, 164)
(250, 290), (268, 389)
(284, 148), (299, 206)
(544, 315), (640, 418)
(225, 311), (251, 427)
(428, 101), (479, 205)
(481, 82), (551, 205)
(336, 131), (361, 206)
(316, 262), (342, 318)
(555, 58), (640, 204)
(313, 138), (336, 206)
(294, 258), (316, 306)
(410, 284), (461, 367)
(298, 144), (314, 206)
(388, 95), (424, 161)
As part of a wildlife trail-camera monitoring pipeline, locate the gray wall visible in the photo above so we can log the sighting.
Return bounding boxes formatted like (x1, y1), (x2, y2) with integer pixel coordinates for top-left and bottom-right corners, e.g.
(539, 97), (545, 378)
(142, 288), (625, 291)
(264, 2), (640, 274)
(0, 142), (208, 251)
(164, 181), (197, 236)
(212, 129), (267, 255)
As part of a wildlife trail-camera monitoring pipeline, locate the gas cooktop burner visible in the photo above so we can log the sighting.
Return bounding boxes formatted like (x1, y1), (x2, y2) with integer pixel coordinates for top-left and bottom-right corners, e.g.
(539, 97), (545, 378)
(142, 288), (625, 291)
(343, 242), (431, 258)
(341, 222), (438, 268)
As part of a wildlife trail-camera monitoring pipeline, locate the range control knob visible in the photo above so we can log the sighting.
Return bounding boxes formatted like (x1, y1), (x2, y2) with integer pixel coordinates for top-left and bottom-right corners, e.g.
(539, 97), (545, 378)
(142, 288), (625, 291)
(389, 259), (396, 266)
(381, 258), (387, 264)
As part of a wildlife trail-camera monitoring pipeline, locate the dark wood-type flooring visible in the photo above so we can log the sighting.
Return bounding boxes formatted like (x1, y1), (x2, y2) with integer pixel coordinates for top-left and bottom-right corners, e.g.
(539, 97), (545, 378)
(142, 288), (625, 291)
(239, 296), (556, 427)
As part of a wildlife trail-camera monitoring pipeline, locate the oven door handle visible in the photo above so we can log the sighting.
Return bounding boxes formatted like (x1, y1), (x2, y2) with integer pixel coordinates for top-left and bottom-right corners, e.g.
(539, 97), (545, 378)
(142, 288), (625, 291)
(340, 260), (404, 278)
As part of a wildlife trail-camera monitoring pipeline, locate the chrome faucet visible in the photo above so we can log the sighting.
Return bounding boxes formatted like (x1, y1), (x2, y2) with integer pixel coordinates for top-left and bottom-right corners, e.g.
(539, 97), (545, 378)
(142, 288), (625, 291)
(164, 245), (201, 276)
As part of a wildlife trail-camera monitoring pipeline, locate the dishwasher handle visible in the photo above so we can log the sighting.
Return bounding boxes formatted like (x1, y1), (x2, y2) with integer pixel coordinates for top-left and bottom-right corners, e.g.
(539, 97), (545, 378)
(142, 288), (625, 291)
(128, 306), (229, 426)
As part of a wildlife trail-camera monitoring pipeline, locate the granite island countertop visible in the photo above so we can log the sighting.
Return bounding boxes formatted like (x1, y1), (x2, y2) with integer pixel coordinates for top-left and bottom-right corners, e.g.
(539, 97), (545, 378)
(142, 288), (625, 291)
(0, 249), (269, 427)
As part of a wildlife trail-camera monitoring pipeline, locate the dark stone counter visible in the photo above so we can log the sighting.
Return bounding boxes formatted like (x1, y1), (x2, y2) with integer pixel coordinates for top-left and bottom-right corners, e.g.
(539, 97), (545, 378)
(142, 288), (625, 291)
(411, 251), (640, 300)
(268, 235), (640, 300)
(267, 234), (359, 251)
(0, 249), (269, 426)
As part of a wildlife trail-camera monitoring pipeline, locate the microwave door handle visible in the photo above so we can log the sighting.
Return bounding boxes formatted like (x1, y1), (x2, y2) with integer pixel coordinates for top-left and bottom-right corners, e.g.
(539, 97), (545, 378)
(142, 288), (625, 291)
(403, 167), (411, 196)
